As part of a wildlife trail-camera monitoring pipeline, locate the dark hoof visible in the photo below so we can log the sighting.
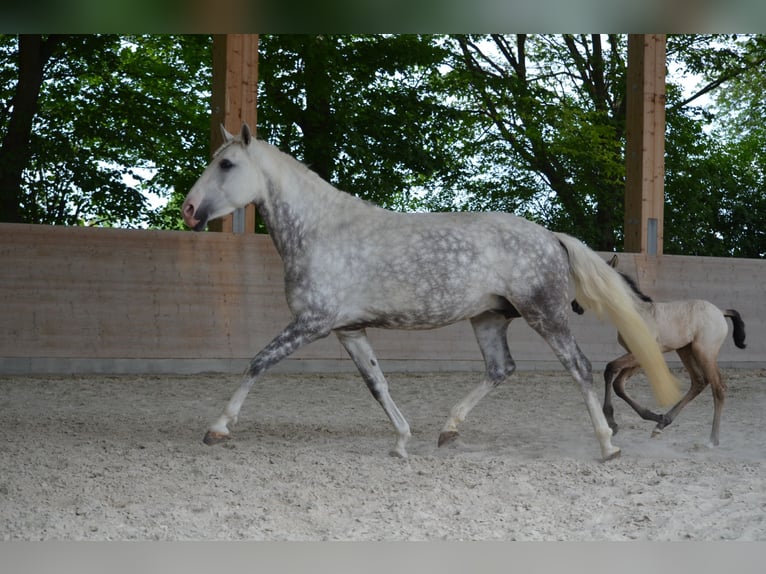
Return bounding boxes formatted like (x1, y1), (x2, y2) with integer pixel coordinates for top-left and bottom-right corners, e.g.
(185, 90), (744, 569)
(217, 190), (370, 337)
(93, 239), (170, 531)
(438, 430), (459, 447)
(388, 448), (408, 459)
(203, 430), (231, 446)
(651, 415), (671, 438)
(609, 422), (619, 435)
(602, 448), (622, 462)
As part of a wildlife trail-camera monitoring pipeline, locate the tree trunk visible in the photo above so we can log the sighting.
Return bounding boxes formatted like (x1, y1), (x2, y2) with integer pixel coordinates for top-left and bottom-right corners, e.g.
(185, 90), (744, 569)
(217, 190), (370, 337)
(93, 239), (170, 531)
(299, 36), (334, 183)
(0, 35), (63, 223)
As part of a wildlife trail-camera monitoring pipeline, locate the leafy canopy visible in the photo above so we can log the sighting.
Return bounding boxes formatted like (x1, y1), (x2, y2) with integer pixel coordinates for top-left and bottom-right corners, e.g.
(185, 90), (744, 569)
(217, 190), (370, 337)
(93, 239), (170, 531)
(1, 33), (765, 257)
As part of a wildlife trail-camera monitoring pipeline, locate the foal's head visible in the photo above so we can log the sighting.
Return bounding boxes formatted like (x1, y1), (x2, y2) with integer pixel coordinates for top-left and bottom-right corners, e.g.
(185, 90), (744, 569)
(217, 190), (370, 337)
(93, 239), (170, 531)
(182, 124), (261, 231)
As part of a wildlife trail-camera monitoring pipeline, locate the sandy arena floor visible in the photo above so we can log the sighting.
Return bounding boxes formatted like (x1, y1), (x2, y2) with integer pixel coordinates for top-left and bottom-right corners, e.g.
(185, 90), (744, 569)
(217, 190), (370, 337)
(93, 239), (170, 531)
(1, 368), (764, 541)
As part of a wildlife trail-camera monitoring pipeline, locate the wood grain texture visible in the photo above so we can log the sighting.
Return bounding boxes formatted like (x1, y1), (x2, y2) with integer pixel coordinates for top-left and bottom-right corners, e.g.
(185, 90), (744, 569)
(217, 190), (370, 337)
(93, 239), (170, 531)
(1, 224), (764, 372)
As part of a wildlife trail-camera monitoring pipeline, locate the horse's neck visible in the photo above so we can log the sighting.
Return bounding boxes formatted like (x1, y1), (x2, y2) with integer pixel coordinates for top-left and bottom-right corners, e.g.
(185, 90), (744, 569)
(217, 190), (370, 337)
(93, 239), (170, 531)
(254, 143), (374, 257)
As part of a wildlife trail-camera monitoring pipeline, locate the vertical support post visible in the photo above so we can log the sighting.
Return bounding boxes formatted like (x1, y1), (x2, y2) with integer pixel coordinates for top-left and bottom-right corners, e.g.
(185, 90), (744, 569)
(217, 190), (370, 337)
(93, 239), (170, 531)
(624, 34), (666, 255)
(208, 34), (259, 233)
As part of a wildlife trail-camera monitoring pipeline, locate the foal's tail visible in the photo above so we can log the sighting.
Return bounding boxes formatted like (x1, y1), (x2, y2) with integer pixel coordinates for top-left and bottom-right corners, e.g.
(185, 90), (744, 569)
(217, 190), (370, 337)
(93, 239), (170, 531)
(554, 232), (681, 407)
(724, 309), (747, 349)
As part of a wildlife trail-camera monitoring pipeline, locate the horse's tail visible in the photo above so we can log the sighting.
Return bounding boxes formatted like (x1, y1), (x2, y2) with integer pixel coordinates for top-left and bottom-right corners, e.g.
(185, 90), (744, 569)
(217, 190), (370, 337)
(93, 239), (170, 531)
(724, 309), (747, 349)
(554, 232), (681, 407)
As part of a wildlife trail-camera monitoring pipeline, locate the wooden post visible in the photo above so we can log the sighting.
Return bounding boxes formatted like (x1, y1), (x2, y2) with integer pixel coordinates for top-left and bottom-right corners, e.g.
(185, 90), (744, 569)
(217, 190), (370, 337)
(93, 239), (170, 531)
(624, 34), (666, 255)
(208, 34), (259, 233)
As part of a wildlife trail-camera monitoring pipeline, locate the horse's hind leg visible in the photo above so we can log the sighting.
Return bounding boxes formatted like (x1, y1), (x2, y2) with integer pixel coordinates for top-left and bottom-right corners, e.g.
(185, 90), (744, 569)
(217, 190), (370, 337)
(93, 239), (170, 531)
(656, 345), (724, 446)
(204, 313), (332, 445)
(708, 365), (726, 447)
(335, 329), (412, 458)
(438, 311), (514, 447)
(652, 345), (707, 438)
(530, 311), (620, 461)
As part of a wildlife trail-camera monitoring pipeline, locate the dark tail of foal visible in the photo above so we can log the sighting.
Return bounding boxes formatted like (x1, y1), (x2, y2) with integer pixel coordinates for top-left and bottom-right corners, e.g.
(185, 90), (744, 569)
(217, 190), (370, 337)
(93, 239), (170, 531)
(724, 309), (747, 349)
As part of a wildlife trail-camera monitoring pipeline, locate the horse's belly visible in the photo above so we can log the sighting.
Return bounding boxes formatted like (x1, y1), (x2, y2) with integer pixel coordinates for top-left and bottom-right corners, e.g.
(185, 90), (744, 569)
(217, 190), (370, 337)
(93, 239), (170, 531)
(335, 291), (506, 331)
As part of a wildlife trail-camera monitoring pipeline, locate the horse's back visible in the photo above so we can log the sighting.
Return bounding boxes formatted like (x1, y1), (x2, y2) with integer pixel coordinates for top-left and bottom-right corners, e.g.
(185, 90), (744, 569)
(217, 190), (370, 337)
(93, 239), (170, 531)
(304, 210), (570, 330)
(653, 299), (729, 351)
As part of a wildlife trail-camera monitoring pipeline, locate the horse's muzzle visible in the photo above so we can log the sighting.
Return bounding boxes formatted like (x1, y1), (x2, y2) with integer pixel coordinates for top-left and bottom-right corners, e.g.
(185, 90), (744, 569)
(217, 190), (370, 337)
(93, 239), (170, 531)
(182, 201), (207, 232)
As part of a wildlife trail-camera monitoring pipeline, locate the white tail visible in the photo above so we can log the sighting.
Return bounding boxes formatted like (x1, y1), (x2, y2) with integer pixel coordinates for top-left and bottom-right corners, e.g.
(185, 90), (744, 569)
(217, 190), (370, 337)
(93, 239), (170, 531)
(555, 232), (681, 407)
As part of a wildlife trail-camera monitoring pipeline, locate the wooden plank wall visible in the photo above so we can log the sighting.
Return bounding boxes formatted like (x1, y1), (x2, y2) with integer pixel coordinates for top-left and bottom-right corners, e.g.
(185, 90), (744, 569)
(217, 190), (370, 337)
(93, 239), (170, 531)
(1, 223), (764, 374)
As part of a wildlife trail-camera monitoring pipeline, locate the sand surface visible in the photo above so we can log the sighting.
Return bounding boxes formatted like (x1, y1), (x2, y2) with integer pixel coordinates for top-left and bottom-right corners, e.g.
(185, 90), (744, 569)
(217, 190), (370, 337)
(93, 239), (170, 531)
(1, 368), (764, 541)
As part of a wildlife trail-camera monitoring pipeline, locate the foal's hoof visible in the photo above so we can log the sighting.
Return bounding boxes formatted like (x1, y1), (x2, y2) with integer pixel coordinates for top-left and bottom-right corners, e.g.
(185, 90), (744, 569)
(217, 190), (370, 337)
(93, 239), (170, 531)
(651, 426), (664, 438)
(203, 430), (231, 446)
(438, 430), (459, 447)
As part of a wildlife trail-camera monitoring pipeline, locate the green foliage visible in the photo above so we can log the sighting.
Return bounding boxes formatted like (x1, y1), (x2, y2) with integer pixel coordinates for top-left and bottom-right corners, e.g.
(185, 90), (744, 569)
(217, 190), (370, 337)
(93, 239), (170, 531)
(1, 33), (765, 257)
(0, 34), (211, 227)
(256, 34), (474, 211)
(435, 34), (631, 250)
(662, 34), (766, 257)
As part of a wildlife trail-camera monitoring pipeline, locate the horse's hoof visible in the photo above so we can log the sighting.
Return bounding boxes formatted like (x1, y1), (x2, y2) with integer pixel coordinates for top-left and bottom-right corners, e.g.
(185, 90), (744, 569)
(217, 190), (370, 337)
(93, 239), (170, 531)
(602, 448), (621, 462)
(609, 423), (619, 435)
(651, 427), (663, 438)
(438, 430), (459, 447)
(203, 430), (231, 445)
(388, 448), (408, 459)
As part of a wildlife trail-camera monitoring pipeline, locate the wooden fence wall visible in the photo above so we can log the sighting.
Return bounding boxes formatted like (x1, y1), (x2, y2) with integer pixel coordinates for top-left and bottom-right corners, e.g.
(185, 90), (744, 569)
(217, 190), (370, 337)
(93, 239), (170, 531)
(1, 223), (764, 375)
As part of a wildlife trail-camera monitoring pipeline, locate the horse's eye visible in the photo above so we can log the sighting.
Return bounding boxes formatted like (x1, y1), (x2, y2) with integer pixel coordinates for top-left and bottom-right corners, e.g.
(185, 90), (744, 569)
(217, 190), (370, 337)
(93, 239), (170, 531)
(220, 158), (234, 170)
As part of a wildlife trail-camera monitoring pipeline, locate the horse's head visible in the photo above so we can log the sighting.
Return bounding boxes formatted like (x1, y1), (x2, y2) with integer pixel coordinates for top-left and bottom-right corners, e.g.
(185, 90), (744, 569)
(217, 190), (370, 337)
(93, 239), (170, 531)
(182, 123), (259, 231)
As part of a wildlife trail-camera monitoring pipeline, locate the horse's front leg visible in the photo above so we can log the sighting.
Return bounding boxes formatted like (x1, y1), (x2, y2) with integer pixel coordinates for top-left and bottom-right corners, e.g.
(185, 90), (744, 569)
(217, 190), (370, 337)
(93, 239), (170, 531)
(203, 313), (333, 445)
(610, 355), (667, 429)
(335, 329), (411, 458)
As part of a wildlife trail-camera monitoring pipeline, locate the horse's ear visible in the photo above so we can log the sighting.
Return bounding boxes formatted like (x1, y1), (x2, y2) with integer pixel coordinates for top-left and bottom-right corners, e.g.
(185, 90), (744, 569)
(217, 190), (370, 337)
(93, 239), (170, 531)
(241, 123), (252, 146)
(220, 124), (235, 143)
(608, 254), (618, 268)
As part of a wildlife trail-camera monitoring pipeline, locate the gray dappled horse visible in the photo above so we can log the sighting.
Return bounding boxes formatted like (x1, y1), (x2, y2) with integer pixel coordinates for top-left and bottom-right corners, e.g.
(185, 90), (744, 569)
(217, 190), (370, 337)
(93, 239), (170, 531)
(182, 124), (680, 461)
(572, 255), (746, 447)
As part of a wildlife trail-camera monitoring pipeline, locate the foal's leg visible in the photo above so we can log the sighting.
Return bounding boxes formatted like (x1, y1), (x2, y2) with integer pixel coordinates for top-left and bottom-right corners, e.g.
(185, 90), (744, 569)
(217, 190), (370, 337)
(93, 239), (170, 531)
(203, 313), (332, 445)
(708, 365), (726, 447)
(651, 346), (705, 438)
(438, 311), (514, 447)
(602, 353), (641, 434)
(335, 329), (412, 458)
(607, 353), (668, 429)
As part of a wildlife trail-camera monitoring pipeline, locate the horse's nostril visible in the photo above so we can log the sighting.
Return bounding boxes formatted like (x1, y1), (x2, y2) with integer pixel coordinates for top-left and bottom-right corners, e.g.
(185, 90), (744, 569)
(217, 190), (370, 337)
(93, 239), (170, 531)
(184, 203), (195, 217)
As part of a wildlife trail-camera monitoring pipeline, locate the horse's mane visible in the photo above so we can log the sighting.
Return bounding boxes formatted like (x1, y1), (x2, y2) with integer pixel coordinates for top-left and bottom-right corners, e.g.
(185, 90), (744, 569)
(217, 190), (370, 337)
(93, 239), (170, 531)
(618, 272), (653, 303)
(253, 139), (347, 193)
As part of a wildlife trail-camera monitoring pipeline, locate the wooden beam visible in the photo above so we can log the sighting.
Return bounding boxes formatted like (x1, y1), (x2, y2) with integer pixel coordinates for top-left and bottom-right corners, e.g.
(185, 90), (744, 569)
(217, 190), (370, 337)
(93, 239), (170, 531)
(624, 34), (666, 255)
(208, 34), (259, 233)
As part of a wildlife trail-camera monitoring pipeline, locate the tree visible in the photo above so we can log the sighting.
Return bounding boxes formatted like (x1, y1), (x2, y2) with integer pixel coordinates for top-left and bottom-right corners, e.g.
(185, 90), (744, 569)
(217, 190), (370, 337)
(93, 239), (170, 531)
(663, 34), (766, 257)
(440, 34), (766, 255)
(440, 34), (629, 250)
(0, 34), (212, 227)
(255, 34), (474, 211)
(1, 33), (765, 259)
(0, 35), (64, 223)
